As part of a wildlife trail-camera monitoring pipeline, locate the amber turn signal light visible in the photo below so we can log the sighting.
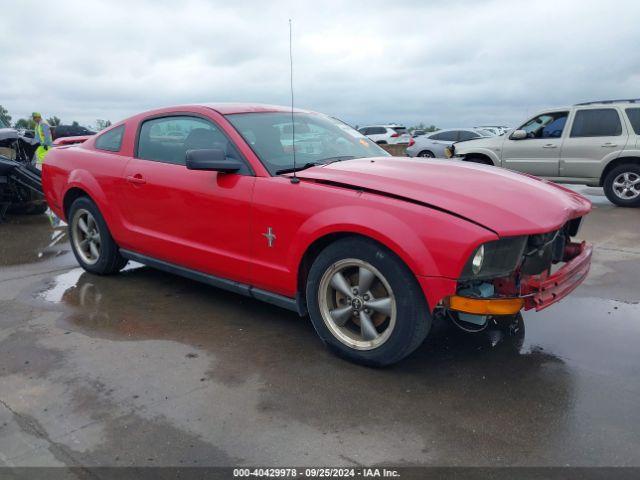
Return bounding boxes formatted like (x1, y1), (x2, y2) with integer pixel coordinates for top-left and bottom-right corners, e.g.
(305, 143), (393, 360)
(446, 296), (524, 315)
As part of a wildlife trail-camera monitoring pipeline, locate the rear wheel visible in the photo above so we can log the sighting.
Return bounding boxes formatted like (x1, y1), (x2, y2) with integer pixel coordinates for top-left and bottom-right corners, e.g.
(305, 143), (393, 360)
(417, 150), (434, 158)
(68, 197), (127, 274)
(603, 164), (640, 207)
(306, 237), (431, 366)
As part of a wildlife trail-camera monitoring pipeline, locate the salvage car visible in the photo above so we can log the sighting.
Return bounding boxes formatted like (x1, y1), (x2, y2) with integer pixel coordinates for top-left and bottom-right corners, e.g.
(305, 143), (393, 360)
(42, 104), (593, 366)
(0, 114), (45, 218)
(406, 128), (494, 158)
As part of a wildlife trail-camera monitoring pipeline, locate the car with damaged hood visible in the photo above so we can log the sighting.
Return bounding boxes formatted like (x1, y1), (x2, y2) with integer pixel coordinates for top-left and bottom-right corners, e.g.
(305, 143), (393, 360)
(42, 103), (593, 366)
(0, 114), (46, 219)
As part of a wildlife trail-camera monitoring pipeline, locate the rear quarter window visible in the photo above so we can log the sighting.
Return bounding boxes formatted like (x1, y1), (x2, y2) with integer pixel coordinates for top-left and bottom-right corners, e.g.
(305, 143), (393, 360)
(95, 125), (125, 152)
(570, 108), (622, 137)
(625, 108), (640, 134)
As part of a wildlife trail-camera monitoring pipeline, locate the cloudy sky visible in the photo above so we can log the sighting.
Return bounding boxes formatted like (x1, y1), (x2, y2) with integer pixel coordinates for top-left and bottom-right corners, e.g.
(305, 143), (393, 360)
(1, 0), (639, 129)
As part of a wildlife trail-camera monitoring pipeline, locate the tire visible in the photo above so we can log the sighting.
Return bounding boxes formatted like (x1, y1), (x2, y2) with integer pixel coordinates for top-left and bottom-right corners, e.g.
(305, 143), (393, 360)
(68, 196), (127, 275)
(306, 236), (431, 367)
(376, 140), (387, 145)
(417, 150), (434, 158)
(603, 164), (640, 207)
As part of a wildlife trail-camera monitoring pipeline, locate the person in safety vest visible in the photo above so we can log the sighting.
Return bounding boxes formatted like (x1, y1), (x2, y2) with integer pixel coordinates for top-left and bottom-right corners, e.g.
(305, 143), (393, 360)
(32, 112), (52, 166)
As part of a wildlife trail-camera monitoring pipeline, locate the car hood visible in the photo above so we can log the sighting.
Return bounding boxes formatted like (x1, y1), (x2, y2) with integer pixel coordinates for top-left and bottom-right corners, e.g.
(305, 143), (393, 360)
(453, 135), (502, 153)
(294, 157), (591, 236)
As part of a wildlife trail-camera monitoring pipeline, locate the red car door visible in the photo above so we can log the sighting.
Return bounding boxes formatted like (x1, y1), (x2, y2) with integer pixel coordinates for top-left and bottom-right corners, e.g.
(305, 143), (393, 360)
(120, 114), (255, 284)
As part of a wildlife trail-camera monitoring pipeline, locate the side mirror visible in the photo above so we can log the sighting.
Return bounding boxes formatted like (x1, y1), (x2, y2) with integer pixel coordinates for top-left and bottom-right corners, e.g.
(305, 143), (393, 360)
(510, 129), (527, 140)
(186, 149), (241, 173)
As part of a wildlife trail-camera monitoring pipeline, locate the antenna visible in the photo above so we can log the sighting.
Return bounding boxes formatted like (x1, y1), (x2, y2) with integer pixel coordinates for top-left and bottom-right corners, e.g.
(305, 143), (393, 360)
(289, 19), (300, 184)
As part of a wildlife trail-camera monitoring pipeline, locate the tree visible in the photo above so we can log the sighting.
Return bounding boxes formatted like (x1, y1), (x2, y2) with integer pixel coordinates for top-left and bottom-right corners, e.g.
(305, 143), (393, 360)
(0, 105), (11, 125)
(409, 123), (439, 133)
(71, 121), (79, 127)
(47, 116), (61, 126)
(14, 118), (36, 130)
(95, 119), (112, 131)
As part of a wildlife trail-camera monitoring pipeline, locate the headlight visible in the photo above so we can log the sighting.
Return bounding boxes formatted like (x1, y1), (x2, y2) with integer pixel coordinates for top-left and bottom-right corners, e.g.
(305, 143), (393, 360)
(460, 236), (527, 280)
(471, 245), (484, 274)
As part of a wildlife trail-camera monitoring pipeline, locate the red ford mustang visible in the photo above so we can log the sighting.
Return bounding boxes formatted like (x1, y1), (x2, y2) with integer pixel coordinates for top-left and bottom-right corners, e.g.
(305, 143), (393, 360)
(42, 103), (592, 366)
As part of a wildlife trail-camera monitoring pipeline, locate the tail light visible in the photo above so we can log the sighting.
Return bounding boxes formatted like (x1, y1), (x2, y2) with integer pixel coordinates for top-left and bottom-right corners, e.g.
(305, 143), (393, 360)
(390, 133), (399, 138)
(408, 138), (415, 147)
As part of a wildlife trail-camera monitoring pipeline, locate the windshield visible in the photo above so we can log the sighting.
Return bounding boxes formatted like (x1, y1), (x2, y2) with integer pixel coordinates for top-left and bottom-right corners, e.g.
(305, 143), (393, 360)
(225, 112), (389, 175)
(476, 129), (495, 137)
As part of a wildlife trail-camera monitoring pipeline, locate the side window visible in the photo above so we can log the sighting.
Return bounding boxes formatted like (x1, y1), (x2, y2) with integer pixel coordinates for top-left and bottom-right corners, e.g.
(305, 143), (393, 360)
(435, 131), (458, 142)
(429, 132), (443, 140)
(459, 131), (480, 141)
(626, 108), (640, 135)
(359, 128), (370, 135)
(371, 127), (386, 135)
(519, 112), (568, 139)
(95, 125), (125, 152)
(137, 116), (241, 166)
(570, 109), (622, 137)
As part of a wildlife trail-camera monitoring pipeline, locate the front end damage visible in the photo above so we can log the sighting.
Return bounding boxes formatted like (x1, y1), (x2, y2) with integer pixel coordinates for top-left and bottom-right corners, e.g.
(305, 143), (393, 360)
(444, 217), (592, 328)
(0, 126), (45, 220)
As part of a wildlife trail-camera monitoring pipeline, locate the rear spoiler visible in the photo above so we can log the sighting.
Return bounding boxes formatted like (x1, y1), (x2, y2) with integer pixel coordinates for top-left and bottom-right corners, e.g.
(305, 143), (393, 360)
(53, 135), (91, 146)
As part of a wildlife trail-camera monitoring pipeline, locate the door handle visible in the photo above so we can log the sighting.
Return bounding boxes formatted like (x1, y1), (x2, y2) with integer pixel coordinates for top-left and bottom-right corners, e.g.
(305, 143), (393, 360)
(601, 143), (617, 147)
(542, 144), (557, 148)
(126, 174), (146, 185)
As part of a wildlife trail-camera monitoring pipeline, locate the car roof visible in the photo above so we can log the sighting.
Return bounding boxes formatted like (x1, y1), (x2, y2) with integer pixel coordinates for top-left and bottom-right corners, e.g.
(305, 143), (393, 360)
(132, 103), (314, 116)
(202, 103), (313, 115)
(360, 124), (406, 128)
(429, 128), (482, 133)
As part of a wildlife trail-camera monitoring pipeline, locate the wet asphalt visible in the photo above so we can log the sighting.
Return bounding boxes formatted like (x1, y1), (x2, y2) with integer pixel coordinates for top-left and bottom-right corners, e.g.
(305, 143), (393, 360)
(0, 185), (639, 468)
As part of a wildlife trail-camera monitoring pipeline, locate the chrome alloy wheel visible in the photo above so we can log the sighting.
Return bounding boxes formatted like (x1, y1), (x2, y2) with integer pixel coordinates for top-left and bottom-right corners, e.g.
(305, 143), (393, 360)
(71, 208), (101, 265)
(612, 171), (640, 200)
(318, 259), (397, 350)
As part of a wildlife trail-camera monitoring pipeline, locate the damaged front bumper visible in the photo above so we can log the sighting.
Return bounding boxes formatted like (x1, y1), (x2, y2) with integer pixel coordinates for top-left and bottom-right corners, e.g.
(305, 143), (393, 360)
(446, 241), (593, 315)
(519, 241), (592, 311)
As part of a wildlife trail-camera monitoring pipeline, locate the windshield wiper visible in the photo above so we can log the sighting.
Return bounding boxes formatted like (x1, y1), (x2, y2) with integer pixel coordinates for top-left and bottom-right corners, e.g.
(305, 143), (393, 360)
(275, 156), (358, 175)
(321, 155), (357, 165)
(275, 162), (321, 175)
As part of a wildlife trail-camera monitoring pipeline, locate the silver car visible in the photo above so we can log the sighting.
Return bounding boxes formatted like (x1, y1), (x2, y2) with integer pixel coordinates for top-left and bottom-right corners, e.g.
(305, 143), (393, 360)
(405, 128), (494, 158)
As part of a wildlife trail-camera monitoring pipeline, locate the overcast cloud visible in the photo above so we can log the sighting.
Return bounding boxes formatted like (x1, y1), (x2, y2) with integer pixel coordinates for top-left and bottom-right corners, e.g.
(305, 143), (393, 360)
(1, 0), (639, 129)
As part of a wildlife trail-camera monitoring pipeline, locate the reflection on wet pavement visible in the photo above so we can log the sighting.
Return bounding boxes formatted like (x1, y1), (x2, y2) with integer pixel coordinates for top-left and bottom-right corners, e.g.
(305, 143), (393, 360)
(1, 198), (640, 467)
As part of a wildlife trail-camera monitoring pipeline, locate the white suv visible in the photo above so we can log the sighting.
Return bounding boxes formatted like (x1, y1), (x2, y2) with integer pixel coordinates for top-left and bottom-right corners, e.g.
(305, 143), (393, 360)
(358, 125), (411, 145)
(452, 99), (640, 206)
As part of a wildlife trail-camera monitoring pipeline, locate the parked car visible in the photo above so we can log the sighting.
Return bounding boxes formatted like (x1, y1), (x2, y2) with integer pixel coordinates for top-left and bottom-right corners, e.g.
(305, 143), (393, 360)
(358, 125), (411, 144)
(52, 124), (96, 140)
(42, 103), (592, 366)
(475, 125), (510, 136)
(411, 129), (426, 138)
(406, 128), (494, 158)
(453, 99), (640, 207)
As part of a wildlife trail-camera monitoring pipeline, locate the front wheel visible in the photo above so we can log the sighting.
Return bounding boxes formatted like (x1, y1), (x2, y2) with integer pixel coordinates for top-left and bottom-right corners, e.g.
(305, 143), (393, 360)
(306, 237), (431, 366)
(603, 164), (640, 207)
(68, 197), (127, 275)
